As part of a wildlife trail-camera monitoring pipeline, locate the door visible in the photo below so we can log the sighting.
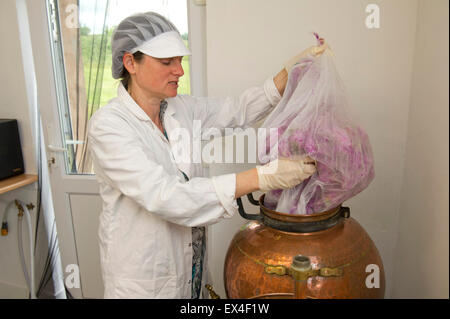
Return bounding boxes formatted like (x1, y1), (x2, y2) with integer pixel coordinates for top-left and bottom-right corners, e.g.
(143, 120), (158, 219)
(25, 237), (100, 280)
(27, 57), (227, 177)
(27, 0), (203, 298)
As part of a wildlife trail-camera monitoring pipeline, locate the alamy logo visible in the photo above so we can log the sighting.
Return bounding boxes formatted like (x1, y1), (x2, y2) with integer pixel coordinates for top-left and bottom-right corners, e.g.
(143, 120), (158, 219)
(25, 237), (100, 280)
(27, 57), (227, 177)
(64, 4), (79, 29)
(65, 264), (80, 289)
(167, 122), (279, 166)
(366, 4), (381, 29)
(365, 264), (380, 288)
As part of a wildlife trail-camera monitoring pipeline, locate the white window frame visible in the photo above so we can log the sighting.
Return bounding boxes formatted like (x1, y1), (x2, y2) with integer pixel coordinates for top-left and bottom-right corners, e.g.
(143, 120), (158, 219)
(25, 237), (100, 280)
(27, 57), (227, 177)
(47, 0), (207, 175)
(187, 0), (207, 97)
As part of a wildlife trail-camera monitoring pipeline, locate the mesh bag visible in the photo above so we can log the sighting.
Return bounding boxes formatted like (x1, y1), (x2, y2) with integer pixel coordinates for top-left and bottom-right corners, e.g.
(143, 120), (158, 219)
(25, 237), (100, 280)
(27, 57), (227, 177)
(259, 46), (375, 215)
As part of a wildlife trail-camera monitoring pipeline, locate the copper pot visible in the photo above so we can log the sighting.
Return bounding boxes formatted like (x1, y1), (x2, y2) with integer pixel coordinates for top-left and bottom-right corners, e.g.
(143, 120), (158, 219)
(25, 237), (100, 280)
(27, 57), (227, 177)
(224, 194), (385, 299)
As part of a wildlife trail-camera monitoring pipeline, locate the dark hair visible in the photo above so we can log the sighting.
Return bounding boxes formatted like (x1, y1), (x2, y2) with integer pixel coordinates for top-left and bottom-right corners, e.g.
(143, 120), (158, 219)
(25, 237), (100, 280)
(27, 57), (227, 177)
(121, 51), (145, 89)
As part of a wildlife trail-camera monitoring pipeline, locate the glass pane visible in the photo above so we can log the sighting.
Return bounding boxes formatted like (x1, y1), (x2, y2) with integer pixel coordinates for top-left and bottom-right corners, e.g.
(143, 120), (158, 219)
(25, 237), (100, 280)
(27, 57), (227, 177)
(50, 0), (190, 175)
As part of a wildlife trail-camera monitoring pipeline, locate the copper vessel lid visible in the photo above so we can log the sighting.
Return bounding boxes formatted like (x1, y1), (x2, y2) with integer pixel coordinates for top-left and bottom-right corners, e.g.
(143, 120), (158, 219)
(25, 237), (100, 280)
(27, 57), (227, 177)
(236, 193), (350, 233)
(259, 194), (342, 223)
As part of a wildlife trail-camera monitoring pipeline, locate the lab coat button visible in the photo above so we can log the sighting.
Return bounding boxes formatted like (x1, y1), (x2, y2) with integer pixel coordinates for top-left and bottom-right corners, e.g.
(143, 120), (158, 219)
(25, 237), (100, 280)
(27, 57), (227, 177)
(188, 280), (191, 284)
(188, 242), (192, 247)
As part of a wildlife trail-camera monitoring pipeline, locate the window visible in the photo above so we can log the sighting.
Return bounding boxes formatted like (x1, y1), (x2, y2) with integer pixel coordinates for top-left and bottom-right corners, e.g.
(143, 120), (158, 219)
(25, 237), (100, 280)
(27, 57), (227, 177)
(48, 0), (191, 174)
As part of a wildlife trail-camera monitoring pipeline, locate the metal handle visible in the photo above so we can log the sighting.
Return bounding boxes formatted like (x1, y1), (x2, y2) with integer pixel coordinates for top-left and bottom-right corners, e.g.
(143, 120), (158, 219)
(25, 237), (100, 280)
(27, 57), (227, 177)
(339, 206), (350, 218)
(246, 193), (259, 206)
(47, 144), (67, 152)
(65, 140), (84, 145)
(194, 0), (206, 5)
(236, 193), (262, 221)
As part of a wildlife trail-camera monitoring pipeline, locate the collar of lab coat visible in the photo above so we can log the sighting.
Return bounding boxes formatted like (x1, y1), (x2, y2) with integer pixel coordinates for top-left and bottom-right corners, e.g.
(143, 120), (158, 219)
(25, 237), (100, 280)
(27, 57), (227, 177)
(117, 83), (190, 177)
(117, 83), (176, 122)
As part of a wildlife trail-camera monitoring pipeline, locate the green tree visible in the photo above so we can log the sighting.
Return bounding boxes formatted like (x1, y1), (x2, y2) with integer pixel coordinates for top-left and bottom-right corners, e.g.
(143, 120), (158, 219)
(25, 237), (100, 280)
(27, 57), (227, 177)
(80, 25), (91, 36)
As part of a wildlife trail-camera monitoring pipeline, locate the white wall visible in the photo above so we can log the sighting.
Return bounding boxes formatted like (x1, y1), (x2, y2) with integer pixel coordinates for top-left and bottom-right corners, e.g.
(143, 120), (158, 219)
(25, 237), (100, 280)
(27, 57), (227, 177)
(206, 0), (422, 298)
(0, 0), (37, 297)
(393, 0), (449, 298)
(0, 0), (65, 299)
(0, 1), (36, 174)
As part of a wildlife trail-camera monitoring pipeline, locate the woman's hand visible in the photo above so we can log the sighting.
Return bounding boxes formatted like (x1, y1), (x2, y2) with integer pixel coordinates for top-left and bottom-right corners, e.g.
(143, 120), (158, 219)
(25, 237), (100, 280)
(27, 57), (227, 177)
(274, 38), (328, 96)
(234, 156), (316, 198)
(256, 156), (316, 192)
(283, 38), (328, 73)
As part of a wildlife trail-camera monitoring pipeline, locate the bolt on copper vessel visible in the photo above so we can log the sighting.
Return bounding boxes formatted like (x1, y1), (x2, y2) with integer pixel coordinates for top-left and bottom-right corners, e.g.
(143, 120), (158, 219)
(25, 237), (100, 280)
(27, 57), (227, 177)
(224, 194), (385, 299)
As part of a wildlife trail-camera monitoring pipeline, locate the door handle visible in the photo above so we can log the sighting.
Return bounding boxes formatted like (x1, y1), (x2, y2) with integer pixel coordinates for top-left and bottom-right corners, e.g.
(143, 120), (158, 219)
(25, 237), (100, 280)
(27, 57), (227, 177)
(47, 145), (67, 152)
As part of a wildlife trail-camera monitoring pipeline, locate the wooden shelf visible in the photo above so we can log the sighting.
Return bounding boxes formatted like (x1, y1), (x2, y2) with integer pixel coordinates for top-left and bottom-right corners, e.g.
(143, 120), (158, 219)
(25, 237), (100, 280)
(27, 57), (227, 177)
(0, 174), (38, 195)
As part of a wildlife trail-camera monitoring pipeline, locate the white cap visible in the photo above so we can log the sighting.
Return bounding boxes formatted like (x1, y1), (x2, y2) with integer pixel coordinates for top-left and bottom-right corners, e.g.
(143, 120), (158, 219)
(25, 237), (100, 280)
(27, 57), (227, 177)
(130, 31), (191, 58)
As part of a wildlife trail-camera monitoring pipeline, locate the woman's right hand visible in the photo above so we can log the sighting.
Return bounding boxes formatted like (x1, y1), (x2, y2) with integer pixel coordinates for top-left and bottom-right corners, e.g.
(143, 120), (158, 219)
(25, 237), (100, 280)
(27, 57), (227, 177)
(256, 156), (317, 191)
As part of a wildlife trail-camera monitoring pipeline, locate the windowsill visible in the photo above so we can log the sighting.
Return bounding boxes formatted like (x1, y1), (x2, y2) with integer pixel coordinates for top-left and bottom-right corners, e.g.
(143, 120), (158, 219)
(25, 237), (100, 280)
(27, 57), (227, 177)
(0, 174), (38, 195)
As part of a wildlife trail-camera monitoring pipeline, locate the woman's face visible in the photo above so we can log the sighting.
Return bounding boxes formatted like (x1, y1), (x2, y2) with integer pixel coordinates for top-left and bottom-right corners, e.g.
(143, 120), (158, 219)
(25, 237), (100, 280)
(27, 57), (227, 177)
(131, 54), (185, 99)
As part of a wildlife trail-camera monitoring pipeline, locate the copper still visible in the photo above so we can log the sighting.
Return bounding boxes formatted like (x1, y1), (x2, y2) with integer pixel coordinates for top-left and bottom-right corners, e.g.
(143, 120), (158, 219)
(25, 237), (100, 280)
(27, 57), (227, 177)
(224, 194), (385, 299)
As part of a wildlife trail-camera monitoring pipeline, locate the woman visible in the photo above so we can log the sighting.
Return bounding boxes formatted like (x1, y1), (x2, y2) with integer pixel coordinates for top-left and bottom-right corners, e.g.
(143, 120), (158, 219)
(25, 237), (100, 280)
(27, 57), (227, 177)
(88, 12), (326, 299)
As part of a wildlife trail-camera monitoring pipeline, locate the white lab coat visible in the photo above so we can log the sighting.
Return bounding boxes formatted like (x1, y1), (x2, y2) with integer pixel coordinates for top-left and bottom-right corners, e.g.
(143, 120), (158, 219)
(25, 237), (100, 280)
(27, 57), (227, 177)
(87, 78), (281, 299)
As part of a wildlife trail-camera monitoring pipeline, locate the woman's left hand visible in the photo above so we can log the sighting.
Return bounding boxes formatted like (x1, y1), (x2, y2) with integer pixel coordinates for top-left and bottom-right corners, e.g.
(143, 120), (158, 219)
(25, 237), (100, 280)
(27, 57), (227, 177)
(274, 37), (328, 96)
(283, 38), (328, 73)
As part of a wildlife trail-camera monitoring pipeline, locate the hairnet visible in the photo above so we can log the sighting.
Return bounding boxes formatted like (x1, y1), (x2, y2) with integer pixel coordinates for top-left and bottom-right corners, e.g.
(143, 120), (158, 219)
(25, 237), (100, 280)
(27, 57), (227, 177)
(111, 12), (190, 79)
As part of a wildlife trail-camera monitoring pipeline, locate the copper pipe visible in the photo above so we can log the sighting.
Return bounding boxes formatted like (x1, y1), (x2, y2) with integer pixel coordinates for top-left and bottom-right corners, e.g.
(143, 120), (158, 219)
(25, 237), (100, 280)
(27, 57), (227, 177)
(290, 255), (311, 299)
